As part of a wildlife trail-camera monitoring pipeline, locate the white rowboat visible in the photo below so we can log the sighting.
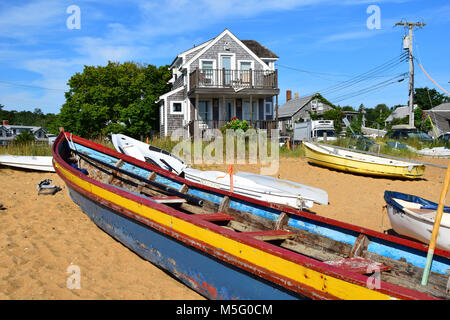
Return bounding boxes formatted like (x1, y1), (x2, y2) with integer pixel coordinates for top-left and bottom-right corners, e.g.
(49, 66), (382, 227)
(111, 134), (328, 209)
(384, 191), (450, 251)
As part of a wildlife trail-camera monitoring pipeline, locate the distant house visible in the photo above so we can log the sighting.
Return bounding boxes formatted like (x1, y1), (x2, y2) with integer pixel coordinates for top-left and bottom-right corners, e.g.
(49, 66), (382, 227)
(384, 105), (418, 127)
(277, 91), (333, 132)
(424, 102), (450, 137)
(0, 121), (49, 145)
(157, 28), (280, 137)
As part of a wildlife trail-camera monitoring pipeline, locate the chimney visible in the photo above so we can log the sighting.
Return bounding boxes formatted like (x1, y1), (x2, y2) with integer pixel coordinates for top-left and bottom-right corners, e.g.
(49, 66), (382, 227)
(2, 120), (8, 126)
(294, 92), (299, 99)
(286, 90), (292, 102)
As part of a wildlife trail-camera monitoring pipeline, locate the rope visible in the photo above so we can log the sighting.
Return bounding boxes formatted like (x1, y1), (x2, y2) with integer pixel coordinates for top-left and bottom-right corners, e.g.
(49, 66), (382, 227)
(417, 62), (450, 96)
(216, 164), (234, 192)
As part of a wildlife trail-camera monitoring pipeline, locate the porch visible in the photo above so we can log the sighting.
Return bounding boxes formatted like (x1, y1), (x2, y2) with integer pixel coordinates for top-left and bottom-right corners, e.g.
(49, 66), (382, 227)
(189, 68), (278, 92)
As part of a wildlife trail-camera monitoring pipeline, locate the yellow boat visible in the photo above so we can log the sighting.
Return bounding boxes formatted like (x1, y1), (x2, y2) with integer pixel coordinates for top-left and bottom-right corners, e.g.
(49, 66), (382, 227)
(303, 141), (425, 179)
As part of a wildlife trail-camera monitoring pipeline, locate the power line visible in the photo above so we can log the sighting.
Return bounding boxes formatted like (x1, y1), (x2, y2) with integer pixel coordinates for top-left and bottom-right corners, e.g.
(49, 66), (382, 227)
(318, 53), (408, 96)
(330, 73), (408, 103)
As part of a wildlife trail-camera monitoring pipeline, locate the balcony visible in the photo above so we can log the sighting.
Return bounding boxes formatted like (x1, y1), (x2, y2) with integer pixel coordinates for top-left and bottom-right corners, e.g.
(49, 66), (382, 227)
(189, 68), (278, 95)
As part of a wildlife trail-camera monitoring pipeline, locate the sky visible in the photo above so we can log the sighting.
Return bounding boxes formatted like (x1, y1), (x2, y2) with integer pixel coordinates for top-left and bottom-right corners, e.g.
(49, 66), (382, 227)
(0, 0), (449, 114)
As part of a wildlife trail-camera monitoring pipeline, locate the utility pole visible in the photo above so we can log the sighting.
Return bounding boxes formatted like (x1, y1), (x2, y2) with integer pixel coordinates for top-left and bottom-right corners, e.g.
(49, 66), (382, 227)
(395, 21), (426, 127)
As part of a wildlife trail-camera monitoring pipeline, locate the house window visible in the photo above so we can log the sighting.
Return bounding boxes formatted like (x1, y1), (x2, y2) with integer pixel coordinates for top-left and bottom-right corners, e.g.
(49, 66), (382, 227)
(199, 101), (212, 121)
(200, 60), (215, 85)
(170, 101), (183, 114)
(239, 61), (253, 84)
(243, 101), (258, 121)
(265, 102), (272, 115)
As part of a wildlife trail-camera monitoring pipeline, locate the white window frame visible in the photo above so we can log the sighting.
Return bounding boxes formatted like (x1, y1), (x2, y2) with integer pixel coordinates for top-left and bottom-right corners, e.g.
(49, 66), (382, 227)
(218, 53), (236, 87)
(199, 59), (216, 85)
(238, 60), (254, 85)
(170, 101), (184, 115)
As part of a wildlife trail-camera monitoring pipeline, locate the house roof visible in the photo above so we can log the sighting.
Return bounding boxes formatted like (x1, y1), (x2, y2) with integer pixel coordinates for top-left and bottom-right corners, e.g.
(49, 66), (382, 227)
(385, 105), (418, 122)
(241, 40), (279, 59)
(428, 102), (450, 112)
(278, 94), (316, 118)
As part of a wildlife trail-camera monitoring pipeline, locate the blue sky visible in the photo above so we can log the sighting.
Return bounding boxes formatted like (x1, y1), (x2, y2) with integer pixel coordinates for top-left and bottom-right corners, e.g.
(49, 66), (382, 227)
(0, 0), (449, 114)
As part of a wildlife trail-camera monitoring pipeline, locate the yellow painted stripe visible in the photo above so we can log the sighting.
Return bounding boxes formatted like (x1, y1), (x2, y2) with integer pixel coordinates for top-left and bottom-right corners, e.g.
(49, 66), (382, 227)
(56, 162), (398, 300)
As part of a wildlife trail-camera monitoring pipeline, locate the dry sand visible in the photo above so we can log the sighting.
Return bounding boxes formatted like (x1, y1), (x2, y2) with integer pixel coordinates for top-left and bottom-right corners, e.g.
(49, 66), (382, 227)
(1, 155), (449, 299)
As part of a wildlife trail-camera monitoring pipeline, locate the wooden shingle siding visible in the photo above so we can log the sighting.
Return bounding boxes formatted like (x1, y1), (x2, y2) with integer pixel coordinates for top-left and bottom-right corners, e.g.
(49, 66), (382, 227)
(191, 34), (263, 71)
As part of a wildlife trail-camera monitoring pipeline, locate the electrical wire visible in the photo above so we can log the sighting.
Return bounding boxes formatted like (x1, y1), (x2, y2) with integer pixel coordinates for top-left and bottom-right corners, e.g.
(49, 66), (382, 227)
(330, 73), (408, 103)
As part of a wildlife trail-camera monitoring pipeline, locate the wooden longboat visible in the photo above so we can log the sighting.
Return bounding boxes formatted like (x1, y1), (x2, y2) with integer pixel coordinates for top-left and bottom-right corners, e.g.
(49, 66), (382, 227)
(52, 132), (450, 300)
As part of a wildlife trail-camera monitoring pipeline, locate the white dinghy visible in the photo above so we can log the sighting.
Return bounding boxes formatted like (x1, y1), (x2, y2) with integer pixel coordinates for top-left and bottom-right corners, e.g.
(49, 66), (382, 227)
(384, 191), (450, 251)
(0, 155), (55, 172)
(111, 134), (328, 210)
(111, 134), (187, 175)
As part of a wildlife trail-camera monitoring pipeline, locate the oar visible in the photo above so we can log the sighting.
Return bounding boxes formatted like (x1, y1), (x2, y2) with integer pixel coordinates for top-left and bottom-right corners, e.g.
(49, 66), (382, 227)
(421, 161), (450, 286)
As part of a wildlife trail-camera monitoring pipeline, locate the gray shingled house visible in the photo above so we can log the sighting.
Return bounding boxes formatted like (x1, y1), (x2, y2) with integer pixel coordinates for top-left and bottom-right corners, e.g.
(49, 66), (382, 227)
(157, 29), (280, 137)
(0, 122), (49, 146)
(277, 91), (333, 133)
(424, 102), (450, 137)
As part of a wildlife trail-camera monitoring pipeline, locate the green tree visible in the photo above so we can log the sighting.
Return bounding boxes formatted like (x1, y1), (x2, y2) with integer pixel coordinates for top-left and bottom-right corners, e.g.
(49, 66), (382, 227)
(58, 61), (171, 139)
(414, 87), (450, 110)
(323, 107), (343, 133)
(365, 104), (391, 129)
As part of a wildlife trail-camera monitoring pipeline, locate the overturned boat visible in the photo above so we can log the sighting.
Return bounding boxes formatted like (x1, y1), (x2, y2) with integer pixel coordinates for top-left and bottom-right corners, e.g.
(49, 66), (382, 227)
(53, 131), (450, 299)
(0, 155), (55, 172)
(111, 133), (328, 209)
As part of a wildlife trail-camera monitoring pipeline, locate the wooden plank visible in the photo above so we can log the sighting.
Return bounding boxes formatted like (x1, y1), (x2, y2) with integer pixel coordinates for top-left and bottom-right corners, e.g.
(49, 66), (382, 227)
(194, 213), (235, 222)
(219, 196), (230, 213)
(107, 159), (124, 184)
(151, 196), (186, 204)
(323, 257), (391, 274)
(274, 212), (289, 230)
(242, 230), (296, 241)
(350, 234), (370, 257)
(179, 184), (189, 194)
(280, 239), (344, 262)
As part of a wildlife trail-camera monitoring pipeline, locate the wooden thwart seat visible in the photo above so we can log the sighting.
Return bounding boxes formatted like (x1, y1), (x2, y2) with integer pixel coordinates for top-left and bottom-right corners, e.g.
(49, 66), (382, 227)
(194, 213), (235, 222)
(323, 256), (391, 274)
(151, 196), (186, 204)
(242, 230), (296, 241)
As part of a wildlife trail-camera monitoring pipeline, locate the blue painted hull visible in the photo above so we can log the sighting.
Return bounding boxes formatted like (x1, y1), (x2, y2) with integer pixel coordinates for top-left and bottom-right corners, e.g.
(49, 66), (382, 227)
(67, 186), (305, 300)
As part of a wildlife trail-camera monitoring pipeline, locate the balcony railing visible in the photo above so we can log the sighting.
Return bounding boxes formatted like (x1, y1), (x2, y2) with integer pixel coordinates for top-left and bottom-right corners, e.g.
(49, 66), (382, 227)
(189, 68), (278, 91)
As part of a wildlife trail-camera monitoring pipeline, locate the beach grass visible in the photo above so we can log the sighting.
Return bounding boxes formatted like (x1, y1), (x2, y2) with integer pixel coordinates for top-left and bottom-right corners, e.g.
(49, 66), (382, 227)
(0, 142), (52, 156)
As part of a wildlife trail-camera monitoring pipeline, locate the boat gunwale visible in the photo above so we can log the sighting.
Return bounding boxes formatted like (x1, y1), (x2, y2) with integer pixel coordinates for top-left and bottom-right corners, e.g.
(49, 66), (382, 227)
(52, 132), (447, 299)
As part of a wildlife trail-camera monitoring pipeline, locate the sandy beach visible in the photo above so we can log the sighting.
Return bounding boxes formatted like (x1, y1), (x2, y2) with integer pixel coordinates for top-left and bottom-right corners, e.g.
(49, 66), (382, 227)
(1, 155), (449, 299)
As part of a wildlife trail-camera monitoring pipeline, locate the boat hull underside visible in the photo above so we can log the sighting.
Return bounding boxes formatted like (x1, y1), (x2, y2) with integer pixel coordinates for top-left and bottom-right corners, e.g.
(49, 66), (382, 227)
(67, 185), (305, 300)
